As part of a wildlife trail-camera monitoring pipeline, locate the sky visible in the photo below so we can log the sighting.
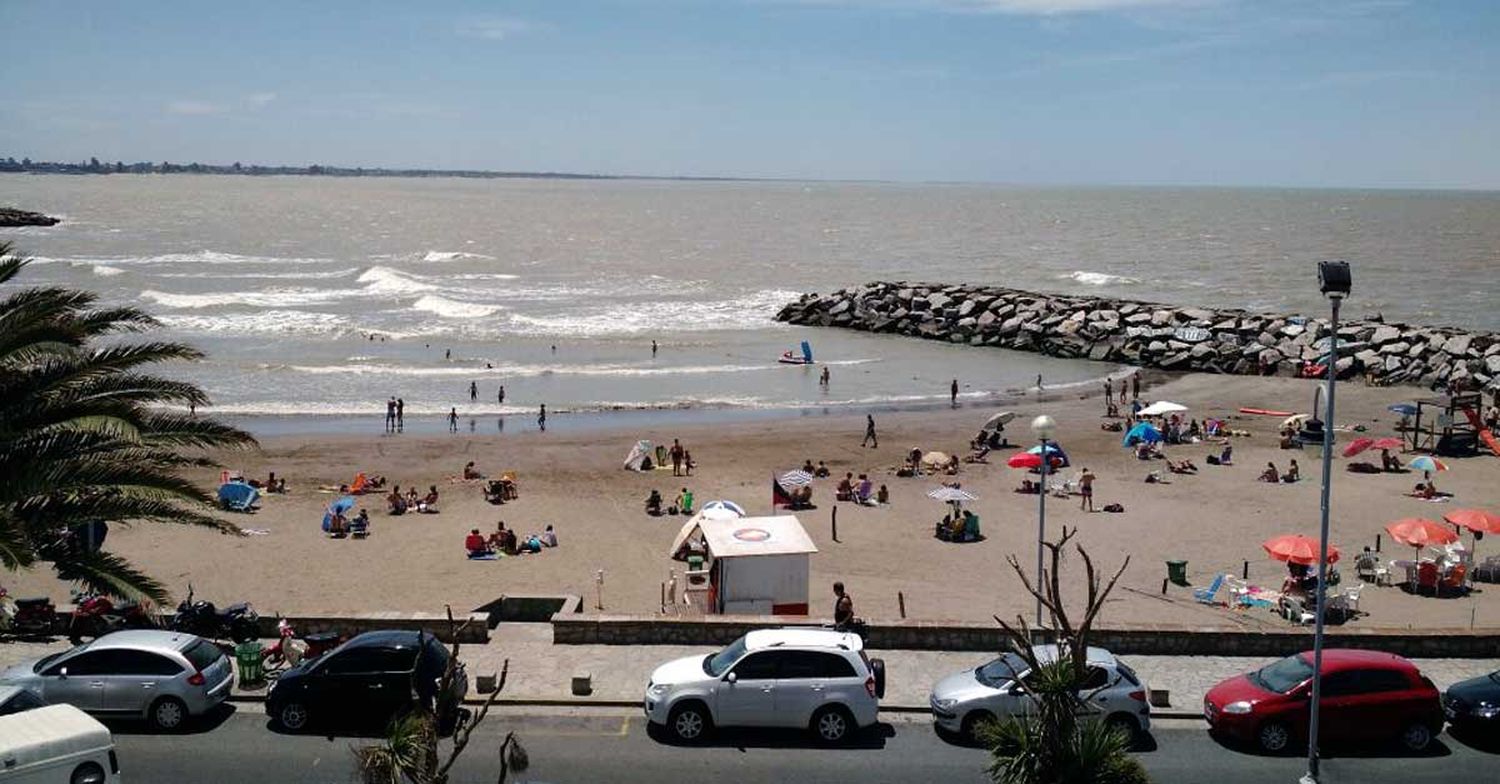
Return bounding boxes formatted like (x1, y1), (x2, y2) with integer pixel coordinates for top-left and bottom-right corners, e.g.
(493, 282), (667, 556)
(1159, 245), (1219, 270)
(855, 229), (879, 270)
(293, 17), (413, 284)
(1, 0), (1497, 188)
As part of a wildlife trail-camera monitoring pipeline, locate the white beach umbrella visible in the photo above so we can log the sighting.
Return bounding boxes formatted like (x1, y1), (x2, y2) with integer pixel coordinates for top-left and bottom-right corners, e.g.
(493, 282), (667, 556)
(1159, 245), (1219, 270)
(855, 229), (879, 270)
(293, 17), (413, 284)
(982, 411), (1016, 431)
(1137, 401), (1188, 417)
(778, 470), (815, 487)
(927, 486), (978, 503)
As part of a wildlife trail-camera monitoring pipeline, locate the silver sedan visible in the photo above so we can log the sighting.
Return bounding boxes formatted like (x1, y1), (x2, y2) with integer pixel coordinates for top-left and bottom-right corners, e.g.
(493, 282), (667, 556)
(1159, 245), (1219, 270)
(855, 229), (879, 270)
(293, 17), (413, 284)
(0, 630), (233, 731)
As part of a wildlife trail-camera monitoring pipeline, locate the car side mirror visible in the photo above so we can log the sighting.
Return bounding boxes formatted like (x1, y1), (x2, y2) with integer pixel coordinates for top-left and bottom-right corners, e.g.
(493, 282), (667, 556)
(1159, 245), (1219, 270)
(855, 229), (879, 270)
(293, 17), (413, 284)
(725, 672), (738, 684)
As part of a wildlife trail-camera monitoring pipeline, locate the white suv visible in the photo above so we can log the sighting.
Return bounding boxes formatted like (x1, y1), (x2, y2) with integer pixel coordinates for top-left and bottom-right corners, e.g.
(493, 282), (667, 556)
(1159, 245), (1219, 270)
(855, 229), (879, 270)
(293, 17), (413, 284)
(644, 628), (886, 744)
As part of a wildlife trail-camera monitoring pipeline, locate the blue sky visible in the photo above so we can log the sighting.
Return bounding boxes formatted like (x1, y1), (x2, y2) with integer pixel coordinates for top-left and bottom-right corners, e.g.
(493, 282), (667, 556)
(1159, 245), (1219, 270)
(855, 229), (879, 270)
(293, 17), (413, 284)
(1, 1), (1496, 187)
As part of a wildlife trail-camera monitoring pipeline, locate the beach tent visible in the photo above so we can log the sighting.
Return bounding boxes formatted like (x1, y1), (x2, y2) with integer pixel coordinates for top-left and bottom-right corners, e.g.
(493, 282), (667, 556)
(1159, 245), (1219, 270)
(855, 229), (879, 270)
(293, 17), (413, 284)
(1123, 422), (1163, 447)
(218, 481), (260, 512)
(623, 440), (654, 471)
(1026, 443), (1070, 467)
(669, 513), (817, 615)
(321, 496), (355, 533)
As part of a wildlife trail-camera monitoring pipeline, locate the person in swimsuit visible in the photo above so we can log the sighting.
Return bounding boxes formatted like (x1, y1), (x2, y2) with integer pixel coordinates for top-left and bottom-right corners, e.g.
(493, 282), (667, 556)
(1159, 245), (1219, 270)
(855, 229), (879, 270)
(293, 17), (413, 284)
(1079, 468), (1096, 511)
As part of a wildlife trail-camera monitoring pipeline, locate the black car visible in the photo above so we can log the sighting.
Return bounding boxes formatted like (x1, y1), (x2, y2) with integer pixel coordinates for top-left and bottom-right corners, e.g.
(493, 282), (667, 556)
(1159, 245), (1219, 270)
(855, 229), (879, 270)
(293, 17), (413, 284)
(1443, 670), (1500, 729)
(265, 630), (468, 732)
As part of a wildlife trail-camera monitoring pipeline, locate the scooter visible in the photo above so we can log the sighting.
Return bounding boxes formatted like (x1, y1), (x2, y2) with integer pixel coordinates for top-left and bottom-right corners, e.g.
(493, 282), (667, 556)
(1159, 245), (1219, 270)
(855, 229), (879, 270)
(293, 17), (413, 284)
(0, 586), (58, 637)
(68, 590), (155, 645)
(169, 585), (259, 643)
(261, 618), (342, 672)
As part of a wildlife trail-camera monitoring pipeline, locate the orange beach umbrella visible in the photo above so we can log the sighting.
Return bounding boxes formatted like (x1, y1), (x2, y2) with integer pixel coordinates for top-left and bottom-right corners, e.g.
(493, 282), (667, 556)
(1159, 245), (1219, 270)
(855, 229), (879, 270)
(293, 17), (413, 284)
(1384, 518), (1457, 549)
(1445, 509), (1500, 535)
(1263, 534), (1340, 567)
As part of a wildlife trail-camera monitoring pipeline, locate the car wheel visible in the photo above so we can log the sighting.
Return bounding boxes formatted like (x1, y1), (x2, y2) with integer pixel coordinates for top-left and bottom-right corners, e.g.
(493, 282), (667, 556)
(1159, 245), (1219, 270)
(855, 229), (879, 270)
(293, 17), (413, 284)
(69, 761), (107, 784)
(1256, 721), (1292, 753)
(668, 702), (711, 743)
(277, 700), (311, 732)
(148, 697), (189, 732)
(1399, 721), (1434, 752)
(1105, 713), (1140, 743)
(812, 705), (856, 745)
(961, 710), (997, 743)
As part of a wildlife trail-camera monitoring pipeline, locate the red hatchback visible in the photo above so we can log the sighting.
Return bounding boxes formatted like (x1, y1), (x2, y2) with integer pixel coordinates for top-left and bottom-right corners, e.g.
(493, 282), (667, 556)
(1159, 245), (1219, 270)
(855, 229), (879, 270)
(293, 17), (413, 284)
(1203, 649), (1442, 754)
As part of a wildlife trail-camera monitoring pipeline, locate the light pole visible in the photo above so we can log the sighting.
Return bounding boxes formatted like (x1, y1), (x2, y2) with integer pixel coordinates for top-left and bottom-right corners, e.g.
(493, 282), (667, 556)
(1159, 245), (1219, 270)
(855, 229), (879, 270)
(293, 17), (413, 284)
(1031, 414), (1057, 628)
(1301, 260), (1351, 784)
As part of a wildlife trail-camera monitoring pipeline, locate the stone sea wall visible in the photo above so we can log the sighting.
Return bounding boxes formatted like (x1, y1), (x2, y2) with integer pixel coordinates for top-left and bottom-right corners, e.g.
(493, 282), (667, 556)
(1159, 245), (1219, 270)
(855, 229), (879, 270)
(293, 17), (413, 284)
(776, 281), (1500, 390)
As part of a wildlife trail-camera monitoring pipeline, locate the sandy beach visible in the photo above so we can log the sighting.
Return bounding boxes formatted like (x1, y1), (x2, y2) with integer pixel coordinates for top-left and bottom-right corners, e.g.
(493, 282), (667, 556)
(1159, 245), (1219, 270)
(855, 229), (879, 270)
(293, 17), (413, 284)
(7, 372), (1498, 631)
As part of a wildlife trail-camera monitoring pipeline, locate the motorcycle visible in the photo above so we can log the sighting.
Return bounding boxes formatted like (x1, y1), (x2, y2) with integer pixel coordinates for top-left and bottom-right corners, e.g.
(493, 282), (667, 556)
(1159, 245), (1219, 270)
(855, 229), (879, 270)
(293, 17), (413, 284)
(169, 585), (259, 643)
(261, 618), (342, 673)
(1, 586), (58, 637)
(68, 590), (156, 645)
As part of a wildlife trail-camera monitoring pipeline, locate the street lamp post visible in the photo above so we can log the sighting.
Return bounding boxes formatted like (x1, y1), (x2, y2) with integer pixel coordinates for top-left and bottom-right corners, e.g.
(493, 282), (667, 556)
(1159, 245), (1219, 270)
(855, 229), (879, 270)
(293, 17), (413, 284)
(1031, 414), (1057, 628)
(1302, 261), (1351, 784)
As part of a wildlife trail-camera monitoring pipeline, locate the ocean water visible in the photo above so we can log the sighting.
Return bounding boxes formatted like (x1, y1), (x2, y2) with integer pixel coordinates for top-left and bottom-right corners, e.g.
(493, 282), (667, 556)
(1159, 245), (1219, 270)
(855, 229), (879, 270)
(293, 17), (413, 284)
(3, 175), (1497, 429)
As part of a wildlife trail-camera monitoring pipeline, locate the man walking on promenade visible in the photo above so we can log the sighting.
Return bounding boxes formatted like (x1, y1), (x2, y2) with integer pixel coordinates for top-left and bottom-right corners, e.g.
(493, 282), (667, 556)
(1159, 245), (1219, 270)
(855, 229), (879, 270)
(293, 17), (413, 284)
(862, 414), (878, 448)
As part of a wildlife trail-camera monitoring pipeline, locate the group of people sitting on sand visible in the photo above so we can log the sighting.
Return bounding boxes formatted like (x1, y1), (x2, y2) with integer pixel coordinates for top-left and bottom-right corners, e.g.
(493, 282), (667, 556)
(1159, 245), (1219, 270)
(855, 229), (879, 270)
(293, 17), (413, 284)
(836, 472), (887, 506)
(1407, 477), (1444, 500)
(1258, 460), (1301, 483)
(800, 459), (833, 478)
(388, 484), (440, 515)
(966, 428), (1009, 462)
(466, 520), (557, 558)
(326, 508), (371, 538)
(897, 447), (959, 477)
(248, 471), (289, 494)
(645, 488), (695, 516)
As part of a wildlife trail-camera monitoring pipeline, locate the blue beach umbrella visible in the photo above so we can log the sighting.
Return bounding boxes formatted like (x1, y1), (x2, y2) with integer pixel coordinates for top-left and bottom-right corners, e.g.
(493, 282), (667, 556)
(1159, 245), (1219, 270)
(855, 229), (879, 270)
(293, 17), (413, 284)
(322, 496), (356, 532)
(217, 482), (260, 511)
(1123, 422), (1163, 447)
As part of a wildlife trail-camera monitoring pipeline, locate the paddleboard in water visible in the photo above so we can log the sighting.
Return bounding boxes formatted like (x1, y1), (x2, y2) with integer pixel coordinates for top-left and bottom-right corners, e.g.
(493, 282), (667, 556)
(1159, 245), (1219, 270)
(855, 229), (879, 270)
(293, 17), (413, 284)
(779, 340), (814, 364)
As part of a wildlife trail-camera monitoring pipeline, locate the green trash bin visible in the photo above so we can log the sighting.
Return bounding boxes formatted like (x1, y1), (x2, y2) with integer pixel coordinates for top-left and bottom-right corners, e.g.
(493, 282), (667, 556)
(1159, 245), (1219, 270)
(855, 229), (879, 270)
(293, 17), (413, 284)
(1166, 560), (1189, 587)
(235, 641), (265, 688)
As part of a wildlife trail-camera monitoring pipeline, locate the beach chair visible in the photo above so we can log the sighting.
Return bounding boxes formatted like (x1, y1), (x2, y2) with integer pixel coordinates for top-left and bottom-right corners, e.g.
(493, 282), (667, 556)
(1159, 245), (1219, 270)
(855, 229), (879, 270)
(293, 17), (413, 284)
(1475, 555), (1500, 584)
(1340, 583), (1363, 615)
(1193, 573), (1227, 605)
(349, 517), (369, 538)
(1439, 564), (1468, 595)
(1281, 596), (1315, 625)
(1223, 576), (1251, 607)
(1416, 562), (1439, 596)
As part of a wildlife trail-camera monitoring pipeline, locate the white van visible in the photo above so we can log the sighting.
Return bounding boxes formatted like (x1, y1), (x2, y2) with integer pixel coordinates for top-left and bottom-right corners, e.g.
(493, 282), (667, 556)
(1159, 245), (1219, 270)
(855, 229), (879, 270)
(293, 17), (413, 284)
(0, 704), (119, 783)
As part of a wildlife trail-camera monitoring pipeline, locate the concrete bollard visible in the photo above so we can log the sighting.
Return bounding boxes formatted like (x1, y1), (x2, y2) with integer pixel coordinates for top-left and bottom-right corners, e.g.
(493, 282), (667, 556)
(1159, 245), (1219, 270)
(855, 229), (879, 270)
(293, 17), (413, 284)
(572, 672), (593, 696)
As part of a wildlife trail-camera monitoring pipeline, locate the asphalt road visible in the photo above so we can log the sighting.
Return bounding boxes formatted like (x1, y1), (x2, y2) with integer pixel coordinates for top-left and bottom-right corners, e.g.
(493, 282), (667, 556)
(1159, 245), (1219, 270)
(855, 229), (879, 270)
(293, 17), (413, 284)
(108, 709), (1499, 784)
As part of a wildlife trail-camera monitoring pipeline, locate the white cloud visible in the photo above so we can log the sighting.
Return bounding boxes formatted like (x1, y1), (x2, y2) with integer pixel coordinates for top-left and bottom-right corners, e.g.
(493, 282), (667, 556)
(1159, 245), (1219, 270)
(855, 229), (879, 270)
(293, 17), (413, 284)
(165, 100), (227, 116)
(456, 17), (544, 40)
(246, 92), (277, 108)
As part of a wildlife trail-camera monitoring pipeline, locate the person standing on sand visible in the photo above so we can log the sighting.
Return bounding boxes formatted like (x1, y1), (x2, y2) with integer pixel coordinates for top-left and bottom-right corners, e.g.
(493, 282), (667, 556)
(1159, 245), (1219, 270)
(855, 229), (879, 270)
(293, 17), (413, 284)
(862, 414), (878, 448)
(447, 407), (458, 433)
(538, 404), (547, 431)
(670, 438), (685, 477)
(1079, 468), (1096, 512)
(951, 378), (959, 406)
(1132, 372), (1141, 400)
(1104, 378), (1112, 401)
(396, 398), (405, 431)
(469, 381), (477, 402)
(1036, 374), (1044, 392)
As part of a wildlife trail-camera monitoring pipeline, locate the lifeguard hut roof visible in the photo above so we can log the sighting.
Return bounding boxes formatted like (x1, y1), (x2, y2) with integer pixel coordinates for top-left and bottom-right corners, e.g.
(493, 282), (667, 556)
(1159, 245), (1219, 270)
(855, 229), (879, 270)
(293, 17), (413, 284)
(669, 514), (818, 559)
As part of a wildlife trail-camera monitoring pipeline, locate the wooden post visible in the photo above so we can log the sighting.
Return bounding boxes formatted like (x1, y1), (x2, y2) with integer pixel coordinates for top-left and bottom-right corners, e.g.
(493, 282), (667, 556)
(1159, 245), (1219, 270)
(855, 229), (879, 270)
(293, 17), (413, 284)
(660, 582), (666, 614)
(1376, 534), (1382, 553)
(832, 505), (839, 542)
(1161, 578), (1168, 595)
(898, 591), (906, 619)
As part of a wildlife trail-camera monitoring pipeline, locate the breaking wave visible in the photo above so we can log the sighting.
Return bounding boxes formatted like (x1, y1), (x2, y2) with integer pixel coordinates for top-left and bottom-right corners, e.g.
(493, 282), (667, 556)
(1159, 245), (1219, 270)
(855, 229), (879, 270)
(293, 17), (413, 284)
(420, 250), (494, 262)
(357, 266), (436, 296)
(505, 289), (801, 337)
(156, 310), (353, 336)
(1064, 271), (1140, 286)
(411, 294), (503, 319)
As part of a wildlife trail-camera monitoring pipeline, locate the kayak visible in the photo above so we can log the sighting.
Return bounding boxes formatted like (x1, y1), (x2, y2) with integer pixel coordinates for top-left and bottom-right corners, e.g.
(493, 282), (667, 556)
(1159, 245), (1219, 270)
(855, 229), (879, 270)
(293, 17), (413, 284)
(1239, 407), (1295, 416)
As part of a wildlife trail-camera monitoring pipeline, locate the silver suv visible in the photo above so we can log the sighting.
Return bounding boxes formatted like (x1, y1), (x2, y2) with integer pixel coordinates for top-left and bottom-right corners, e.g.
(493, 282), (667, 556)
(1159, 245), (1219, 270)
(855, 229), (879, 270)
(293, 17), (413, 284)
(0, 630), (233, 731)
(929, 645), (1151, 742)
(644, 628), (885, 744)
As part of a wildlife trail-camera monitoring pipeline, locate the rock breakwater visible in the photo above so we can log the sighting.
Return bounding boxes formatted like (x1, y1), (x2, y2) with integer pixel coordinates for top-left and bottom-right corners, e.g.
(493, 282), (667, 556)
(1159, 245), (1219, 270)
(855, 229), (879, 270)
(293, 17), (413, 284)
(776, 282), (1500, 391)
(0, 207), (61, 227)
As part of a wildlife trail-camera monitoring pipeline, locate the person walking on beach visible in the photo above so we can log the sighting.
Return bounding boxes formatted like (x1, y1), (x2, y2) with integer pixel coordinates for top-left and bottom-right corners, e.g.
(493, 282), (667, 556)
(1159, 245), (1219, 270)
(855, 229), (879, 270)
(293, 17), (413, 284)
(1036, 374), (1044, 393)
(396, 398), (405, 431)
(820, 366), (830, 387)
(538, 404), (547, 431)
(1104, 378), (1112, 401)
(951, 378), (959, 406)
(469, 381), (477, 402)
(498, 385), (506, 405)
(862, 414), (878, 448)
(445, 348), (451, 360)
(652, 339), (658, 358)
(1079, 467), (1097, 512)
(385, 397), (396, 432)
(447, 407), (458, 433)
(1132, 372), (1141, 400)
(670, 438), (685, 477)
(833, 582), (855, 631)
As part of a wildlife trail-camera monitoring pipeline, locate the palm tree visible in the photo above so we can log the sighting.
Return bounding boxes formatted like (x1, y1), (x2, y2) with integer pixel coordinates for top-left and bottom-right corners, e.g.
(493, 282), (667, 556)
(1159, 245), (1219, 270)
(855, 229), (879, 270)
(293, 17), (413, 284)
(0, 241), (256, 602)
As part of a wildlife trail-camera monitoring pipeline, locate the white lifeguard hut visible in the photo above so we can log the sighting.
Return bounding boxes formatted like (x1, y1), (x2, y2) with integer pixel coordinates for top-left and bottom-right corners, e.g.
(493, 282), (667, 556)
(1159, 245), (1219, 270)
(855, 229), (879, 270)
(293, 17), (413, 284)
(669, 513), (818, 615)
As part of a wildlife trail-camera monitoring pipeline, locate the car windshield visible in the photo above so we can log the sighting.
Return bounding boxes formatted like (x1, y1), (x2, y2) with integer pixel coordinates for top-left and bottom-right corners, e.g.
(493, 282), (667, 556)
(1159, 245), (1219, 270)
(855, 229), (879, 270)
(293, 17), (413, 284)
(704, 636), (749, 677)
(1250, 655), (1315, 694)
(976, 653), (1029, 688)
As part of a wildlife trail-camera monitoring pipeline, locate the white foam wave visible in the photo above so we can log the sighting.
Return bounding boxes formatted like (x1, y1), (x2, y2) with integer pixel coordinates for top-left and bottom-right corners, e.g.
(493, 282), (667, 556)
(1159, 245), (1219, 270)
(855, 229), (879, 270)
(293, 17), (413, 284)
(272, 360), (826, 379)
(140, 287), (350, 309)
(42, 250), (334, 267)
(157, 310), (353, 337)
(90, 265), (126, 277)
(411, 294), (503, 319)
(357, 266), (436, 296)
(420, 251), (494, 262)
(154, 268), (359, 280)
(1065, 271), (1140, 286)
(504, 289), (800, 337)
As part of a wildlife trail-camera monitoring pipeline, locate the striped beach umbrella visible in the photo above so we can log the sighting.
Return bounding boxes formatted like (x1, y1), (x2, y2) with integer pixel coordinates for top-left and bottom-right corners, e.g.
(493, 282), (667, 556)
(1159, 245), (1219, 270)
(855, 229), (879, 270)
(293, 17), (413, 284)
(1407, 456), (1448, 473)
(927, 486), (978, 503)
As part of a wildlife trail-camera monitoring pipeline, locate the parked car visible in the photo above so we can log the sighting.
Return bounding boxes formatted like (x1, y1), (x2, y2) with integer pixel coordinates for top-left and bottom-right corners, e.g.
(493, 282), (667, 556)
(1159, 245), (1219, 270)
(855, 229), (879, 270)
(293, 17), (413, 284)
(1443, 668), (1500, 731)
(0, 630), (233, 731)
(0, 703), (120, 783)
(0, 684), (47, 716)
(266, 630), (467, 733)
(1203, 649), (1442, 753)
(929, 645), (1151, 742)
(644, 627), (885, 744)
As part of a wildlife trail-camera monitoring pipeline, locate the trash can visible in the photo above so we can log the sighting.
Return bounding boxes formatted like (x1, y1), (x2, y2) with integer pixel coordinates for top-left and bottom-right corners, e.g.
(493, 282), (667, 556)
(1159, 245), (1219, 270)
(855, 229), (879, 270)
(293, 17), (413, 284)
(235, 641), (265, 688)
(1166, 560), (1189, 587)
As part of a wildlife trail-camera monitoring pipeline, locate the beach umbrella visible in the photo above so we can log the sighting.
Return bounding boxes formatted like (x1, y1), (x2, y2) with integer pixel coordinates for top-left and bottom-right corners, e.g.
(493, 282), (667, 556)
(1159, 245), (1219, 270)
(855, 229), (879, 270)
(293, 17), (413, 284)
(1263, 534), (1341, 566)
(1384, 518), (1457, 549)
(1137, 401), (1188, 417)
(778, 470), (814, 487)
(982, 411), (1016, 431)
(1444, 509), (1500, 535)
(1027, 443), (1064, 456)
(1370, 437), (1404, 451)
(1342, 437), (1375, 458)
(700, 500), (746, 520)
(1007, 452), (1042, 469)
(328, 496), (356, 515)
(1388, 403), (1418, 417)
(1407, 456), (1448, 474)
(1122, 422), (1162, 447)
(927, 486), (978, 503)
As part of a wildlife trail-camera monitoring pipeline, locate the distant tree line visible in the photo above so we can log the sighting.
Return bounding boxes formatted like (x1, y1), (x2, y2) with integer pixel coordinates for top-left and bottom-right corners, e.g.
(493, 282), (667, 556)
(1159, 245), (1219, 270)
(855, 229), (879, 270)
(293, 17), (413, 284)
(0, 155), (745, 182)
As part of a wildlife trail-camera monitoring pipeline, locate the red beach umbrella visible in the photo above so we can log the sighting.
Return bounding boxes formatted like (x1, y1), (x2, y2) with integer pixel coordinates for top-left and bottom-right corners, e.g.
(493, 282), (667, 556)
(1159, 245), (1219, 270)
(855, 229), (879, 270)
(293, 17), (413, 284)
(1262, 534), (1340, 566)
(1007, 452), (1044, 469)
(1445, 509), (1500, 535)
(1384, 518), (1457, 549)
(1342, 437), (1374, 458)
(1370, 437), (1404, 451)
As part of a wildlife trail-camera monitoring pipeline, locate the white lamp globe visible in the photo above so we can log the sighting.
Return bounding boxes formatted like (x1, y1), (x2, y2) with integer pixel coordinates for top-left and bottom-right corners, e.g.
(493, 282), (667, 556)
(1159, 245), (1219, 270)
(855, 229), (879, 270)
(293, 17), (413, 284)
(1031, 414), (1057, 441)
